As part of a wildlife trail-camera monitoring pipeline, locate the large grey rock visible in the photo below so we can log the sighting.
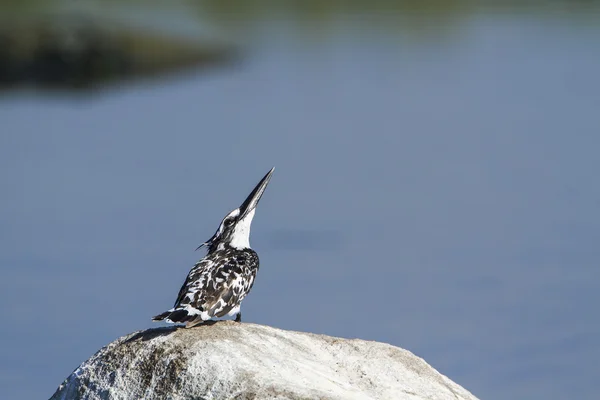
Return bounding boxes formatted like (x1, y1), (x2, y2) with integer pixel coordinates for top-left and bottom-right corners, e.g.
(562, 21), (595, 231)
(50, 322), (478, 400)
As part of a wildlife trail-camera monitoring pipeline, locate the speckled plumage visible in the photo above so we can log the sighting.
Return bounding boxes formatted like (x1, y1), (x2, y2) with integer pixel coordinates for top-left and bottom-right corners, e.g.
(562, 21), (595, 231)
(155, 248), (259, 324)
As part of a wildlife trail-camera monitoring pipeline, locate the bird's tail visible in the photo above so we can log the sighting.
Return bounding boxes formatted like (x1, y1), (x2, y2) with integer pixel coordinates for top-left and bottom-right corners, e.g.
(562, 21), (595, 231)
(152, 311), (172, 321)
(152, 308), (196, 323)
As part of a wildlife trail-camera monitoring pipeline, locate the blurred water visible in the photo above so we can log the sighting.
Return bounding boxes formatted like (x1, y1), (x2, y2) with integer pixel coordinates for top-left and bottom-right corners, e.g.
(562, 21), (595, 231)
(1, 3), (600, 400)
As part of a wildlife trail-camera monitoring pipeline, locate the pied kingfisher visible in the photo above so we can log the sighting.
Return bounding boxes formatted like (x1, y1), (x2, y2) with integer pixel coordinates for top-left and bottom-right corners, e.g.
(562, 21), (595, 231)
(153, 168), (274, 328)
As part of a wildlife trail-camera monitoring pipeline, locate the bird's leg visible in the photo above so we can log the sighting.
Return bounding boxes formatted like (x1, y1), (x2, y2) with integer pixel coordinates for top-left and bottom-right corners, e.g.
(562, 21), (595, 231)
(185, 317), (206, 328)
(235, 312), (242, 323)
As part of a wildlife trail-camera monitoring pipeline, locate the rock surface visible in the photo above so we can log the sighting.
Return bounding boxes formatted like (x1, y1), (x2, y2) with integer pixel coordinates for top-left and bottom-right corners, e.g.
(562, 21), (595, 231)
(50, 322), (478, 400)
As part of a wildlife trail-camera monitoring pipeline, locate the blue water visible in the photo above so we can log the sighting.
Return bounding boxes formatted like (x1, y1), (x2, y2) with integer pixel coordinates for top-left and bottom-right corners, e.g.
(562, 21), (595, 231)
(1, 7), (599, 400)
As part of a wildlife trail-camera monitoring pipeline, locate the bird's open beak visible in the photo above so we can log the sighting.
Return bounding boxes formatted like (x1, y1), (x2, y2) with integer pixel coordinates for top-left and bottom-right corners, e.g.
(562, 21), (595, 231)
(238, 167), (275, 220)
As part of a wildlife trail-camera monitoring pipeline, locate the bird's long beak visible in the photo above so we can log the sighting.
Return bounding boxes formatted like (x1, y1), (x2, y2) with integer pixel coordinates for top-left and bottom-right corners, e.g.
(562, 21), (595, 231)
(195, 167), (274, 251)
(238, 167), (275, 220)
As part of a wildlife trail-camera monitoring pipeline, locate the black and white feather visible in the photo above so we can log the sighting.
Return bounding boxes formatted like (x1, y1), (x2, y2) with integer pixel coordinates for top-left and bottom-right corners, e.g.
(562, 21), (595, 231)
(153, 168), (274, 327)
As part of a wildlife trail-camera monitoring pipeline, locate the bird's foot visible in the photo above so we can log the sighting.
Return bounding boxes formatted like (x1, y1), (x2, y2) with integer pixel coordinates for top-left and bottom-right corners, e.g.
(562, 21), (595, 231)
(235, 312), (242, 323)
(185, 318), (207, 328)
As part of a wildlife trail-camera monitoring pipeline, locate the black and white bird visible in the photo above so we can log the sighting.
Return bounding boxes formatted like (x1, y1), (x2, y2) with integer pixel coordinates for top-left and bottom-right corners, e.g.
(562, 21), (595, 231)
(153, 168), (274, 328)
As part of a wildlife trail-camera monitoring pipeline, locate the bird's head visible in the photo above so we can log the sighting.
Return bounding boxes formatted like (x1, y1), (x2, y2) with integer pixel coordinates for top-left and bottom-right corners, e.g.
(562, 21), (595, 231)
(197, 167), (274, 252)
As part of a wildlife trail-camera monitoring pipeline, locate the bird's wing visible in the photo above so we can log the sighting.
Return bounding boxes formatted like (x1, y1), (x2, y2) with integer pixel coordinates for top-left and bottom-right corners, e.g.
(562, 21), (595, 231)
(172, 251), (258, 319)
(202, 256), (257, 318)
(173, 257), (214, 308)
